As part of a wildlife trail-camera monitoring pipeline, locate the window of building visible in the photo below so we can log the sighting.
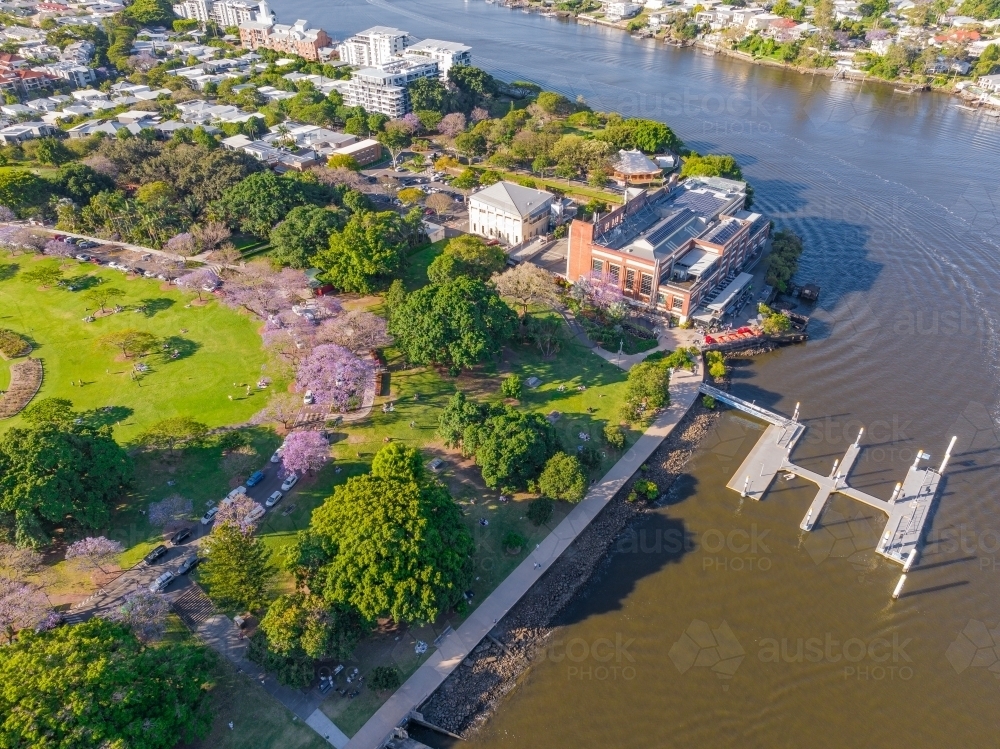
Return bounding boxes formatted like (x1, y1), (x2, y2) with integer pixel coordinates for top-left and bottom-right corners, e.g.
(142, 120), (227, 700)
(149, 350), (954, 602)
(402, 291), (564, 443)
(591, 258), (603, 273)
(608, 264), (620, 282)
(625, 268), (635, 289)
(656, 292), (666, 306)
(639, 273), (652, 296)
(672, 296), (684, 310)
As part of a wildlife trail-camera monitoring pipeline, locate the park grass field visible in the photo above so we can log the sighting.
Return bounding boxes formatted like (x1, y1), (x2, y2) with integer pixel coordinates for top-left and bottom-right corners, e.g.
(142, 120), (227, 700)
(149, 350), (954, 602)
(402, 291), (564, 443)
(0, 254), (276, 441)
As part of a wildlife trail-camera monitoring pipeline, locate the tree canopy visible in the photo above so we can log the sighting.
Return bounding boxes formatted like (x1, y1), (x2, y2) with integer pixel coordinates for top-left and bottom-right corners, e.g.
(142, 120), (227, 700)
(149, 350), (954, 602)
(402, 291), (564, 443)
(259, 593), (365, 660)
(200, 522), (272, 610)
(0, 424), (132, 548)
(317, 210), (410, 293)
(0, 619), (214, 749)
(389, 277), (517, 374)
(215, 171), (322, 238)
(297, 445), (474, 624)
(598, 118), (682, 154)
(620, 359), (671, 423)
(426, 234), (507, 284)
(680, 153), (744, 180)
(461, 404), (558, 489)
(537, 452), (587, 502)
(269, 205), (345, 269)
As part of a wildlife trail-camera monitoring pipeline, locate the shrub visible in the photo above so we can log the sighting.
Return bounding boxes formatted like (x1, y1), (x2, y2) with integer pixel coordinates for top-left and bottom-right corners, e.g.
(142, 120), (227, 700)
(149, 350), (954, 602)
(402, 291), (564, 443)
(702, 394), (716, 409)
(247, 631), (314, 688)
(369, 665), (402, 692)
(500, 373), (522, 399)
(502, 530), (527, 551)
(603, 424), (625, 449)
(705, 351), (726, 379)
(0, 328), (28, 358)
(633, 478), (658, 501)
(527, 497), (553, 526)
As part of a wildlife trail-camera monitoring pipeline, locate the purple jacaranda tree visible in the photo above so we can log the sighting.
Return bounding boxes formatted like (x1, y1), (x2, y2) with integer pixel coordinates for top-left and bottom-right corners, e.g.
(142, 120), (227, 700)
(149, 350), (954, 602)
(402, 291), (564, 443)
(214, 492), (262, 533)
(402, 112), (422, 133)
(318, 310), (391, 352)
(175, 267), (220, 301)
(280, 430), (329, 476)
(222, 262), (310, 321)
(576, 271), (628, 321)
(65, 536), (124, 574)
(164, 232), (198, 257)
(470, 107), (489, 123)
(0, 205), (15, 222)
(0, 578), (49, 644)
(102, 590), (169, 642)
(44, 239), (75, 257)
(438, 112), (467, 137)
(295, 343), (374, 412)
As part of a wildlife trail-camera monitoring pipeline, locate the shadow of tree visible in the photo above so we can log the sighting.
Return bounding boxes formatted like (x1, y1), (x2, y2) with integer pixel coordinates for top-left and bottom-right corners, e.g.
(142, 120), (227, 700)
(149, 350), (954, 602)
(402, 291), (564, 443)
(137, 297), (175, 318)
(79, 405), (134, 429)
(62, 274), (102, 291)
(159, 335), (200, 362)
(0, 262), (18, 281)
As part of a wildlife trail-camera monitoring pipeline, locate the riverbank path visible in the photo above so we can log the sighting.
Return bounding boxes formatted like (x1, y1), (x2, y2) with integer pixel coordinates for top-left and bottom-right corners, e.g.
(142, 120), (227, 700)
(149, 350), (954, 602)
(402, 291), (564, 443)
(345, 361), (705, 749)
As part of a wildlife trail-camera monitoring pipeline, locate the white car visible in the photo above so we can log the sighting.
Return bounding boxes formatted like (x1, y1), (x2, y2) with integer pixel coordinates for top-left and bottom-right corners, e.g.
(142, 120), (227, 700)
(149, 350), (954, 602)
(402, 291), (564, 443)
(149, 571), (175, 593)
(200, 506), (219, 525)
(244, 504), (266, 525)
(281, 473), (299, 491)
(266, 490), (283, 507)
(302, 391), (314, 405)
(270, 448), (283, 463)
(226, 486), (247, 501)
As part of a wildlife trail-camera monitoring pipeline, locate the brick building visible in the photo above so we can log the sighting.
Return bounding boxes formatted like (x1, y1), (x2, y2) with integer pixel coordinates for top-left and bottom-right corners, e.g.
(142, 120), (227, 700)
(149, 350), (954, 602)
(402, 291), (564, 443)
(565, 177), (770, 323)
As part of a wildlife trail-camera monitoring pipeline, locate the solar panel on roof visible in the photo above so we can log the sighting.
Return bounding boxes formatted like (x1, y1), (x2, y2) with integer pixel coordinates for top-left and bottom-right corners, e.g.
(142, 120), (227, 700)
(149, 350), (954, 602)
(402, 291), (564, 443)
(673, 191), (725, 216)
(707, 221), (741, 245)
(645, 211), (693, 247)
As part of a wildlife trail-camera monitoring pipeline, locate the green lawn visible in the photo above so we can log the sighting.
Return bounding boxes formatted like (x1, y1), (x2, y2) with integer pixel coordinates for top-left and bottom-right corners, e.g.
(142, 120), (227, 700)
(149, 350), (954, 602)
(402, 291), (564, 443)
(400, 240), (447, 291)
(0, 254), (277, 441)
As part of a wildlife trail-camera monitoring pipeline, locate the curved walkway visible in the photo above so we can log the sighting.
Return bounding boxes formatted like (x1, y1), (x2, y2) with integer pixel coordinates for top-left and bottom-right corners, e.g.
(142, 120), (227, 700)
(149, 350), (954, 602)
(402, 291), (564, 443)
(343, 360), (705, 749)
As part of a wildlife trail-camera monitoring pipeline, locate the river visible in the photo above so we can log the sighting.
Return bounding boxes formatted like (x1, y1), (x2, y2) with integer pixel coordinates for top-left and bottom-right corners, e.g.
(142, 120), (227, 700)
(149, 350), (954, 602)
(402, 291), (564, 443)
(268, 1), (1000, 745)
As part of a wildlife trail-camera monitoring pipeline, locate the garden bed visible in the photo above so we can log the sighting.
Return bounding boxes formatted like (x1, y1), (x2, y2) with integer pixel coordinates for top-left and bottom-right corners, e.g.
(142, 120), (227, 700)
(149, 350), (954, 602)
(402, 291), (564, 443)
(0, 357), (43, 418)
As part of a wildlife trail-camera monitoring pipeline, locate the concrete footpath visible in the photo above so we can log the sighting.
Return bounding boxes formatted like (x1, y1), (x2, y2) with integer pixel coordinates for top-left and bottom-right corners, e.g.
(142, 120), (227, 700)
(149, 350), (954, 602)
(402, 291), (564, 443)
(345, 362), (704, 749)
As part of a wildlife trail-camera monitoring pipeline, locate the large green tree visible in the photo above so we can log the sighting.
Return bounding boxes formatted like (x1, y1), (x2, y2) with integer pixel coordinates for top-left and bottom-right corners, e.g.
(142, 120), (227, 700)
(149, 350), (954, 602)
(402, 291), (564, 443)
(389, 277), (517, 374)
(0, 424), (132, 547)
(215, 171), (318, 238)
(537, 452), (587, 502)
(259, 593), (365, 660)
(620, 359), (671, 423)
(408, 76), (448, 112)
(305, 460), (473, 624)
(317, 210), (408, 293)
(0, 170), (49, 215)
(426, 234), (507, 284)
(52, 162), (115, 205)
(125, 0), (175, 24)
(269, 205), (345, 269)
(200, 522), (272, 610)
(680, 153), (744, 180)
(598, 118), (682, 154)
(461, 404), (557, 489)
(0, 619), (214, 749)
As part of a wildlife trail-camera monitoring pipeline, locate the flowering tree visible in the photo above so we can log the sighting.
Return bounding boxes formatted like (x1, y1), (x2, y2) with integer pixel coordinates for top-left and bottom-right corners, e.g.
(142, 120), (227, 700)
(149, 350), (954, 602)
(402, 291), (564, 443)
(295, 344), (374, 412)
(44, 239), (75, 257)
(102, 590), (169, 642)
(65, 536), (124, 574)
(0, 578), (49, 643)
(191, 221), (231, 252)
(214, 492), (262, 532)
(438, 112), (467, 137)
(147, 495), (193, 527)
(222, 262), (309, 320)
(577, 271), (628, 321)
(164, 232), (198, 257)
(0, 544), (42, 580)
(175, 268), (220, 301)
(251, 392), (302, 430)
(281, 430), (329, 476)
(0, 205), (15, 222)
(470, 107), (489, 123)
(319, 310), (391, 352)
(401, 112), (422, 133)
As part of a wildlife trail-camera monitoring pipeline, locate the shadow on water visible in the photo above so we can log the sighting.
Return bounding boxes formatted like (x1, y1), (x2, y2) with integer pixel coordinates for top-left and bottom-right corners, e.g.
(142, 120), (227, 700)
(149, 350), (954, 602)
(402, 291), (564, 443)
(551, 510), (693, 626)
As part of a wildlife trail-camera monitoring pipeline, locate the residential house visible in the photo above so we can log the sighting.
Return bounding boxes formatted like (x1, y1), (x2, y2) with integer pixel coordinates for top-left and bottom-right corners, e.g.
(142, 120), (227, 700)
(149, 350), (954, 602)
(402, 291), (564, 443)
(611, 149), (663, 185)
(468, 180), (555, 245)
(0, 121), (58, 144)
(239, 17), (332, 61)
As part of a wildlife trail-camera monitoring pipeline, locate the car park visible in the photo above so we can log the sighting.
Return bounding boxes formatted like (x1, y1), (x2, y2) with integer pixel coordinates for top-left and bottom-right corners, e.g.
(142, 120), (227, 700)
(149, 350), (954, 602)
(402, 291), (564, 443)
(176, 555), (201, 575)
(281, 473), (299, 491)
(169, 527), (192, 545)
(144, 545), (168, 565)
(149, 571), (175, 593)
(246, 470), (265, 487)
(200, 506), (219, 525)
(265, 490), (283, 507)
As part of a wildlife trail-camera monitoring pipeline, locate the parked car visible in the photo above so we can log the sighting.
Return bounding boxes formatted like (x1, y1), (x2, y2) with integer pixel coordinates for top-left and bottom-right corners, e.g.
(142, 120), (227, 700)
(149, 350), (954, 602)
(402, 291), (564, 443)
(176, 555), (201, 575)
(200, 506), (219, 525)
(302, 391), (314, 405)
(270, 448), (283, 463)
(244, 504), (266, 525)
(169, 527), (192, 545)
(280, 473), (299, 491)
(149, 571), (175, 593)
(143, 270), (156, 278)
(144, 545), (168, 565)
(78, 240), (98, 249)
(74, 253), (92, 262)
(265, 490), (283, 507)
(226, 486), (247, 501)
(246, 470), (265, 487)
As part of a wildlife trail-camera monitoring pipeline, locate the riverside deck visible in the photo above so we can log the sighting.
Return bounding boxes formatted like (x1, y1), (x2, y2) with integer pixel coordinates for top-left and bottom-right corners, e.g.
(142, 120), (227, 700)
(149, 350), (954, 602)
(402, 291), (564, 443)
(701, 384), (956, 566)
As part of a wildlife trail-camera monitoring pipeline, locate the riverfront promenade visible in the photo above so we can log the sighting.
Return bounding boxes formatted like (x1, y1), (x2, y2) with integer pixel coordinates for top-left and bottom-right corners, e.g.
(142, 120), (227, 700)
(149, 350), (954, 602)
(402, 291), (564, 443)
(344, 362), (704, 749)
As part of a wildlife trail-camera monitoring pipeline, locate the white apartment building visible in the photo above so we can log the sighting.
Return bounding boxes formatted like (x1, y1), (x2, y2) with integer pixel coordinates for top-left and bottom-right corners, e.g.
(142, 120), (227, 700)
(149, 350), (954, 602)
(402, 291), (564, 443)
(174, 0), (273, 26)
(468, 181), (555, 246)
(404, 39), (471, 80)
(172, 0), (211, 22)
(343, 58), (438, 116)
(338, 26), (410, 67)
